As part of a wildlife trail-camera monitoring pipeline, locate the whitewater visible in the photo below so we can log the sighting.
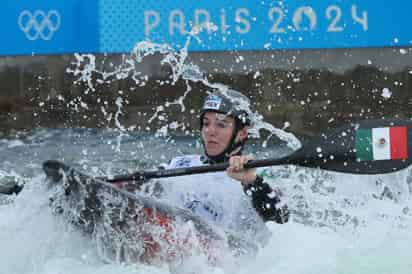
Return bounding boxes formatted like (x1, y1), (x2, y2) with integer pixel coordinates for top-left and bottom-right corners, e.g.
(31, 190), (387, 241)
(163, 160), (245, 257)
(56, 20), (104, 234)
(1, 36), (411, 273)
(1, 128), (412, 274)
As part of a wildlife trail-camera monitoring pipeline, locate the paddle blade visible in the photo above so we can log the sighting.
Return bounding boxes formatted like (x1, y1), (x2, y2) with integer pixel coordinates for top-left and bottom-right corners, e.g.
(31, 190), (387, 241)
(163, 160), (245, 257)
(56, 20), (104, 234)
(288, 119), (412, 174)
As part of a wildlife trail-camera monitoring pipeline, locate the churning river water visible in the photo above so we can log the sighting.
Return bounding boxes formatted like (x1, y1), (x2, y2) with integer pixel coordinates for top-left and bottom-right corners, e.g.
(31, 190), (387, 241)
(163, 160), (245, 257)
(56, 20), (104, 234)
(1, 128), (412, 274)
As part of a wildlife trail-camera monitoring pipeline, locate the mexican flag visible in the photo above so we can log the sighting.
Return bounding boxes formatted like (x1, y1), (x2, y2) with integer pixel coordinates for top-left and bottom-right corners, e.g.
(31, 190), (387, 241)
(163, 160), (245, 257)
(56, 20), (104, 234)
(355, 126), (408, 161)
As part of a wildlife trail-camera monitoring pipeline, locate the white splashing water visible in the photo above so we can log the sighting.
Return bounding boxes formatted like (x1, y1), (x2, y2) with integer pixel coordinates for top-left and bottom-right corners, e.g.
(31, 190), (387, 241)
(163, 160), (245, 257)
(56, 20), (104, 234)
(2, 162), (412, 274)
(2, 124), (412, 273)
(66, 34), (301, 150)
(2, 22), (411, 274)
(381, 88), (392, 99)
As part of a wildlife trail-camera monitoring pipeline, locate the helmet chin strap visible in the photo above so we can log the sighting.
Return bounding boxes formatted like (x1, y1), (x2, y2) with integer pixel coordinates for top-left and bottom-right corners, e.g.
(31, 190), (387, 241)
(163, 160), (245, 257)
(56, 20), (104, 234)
(202, 120), (247, 164)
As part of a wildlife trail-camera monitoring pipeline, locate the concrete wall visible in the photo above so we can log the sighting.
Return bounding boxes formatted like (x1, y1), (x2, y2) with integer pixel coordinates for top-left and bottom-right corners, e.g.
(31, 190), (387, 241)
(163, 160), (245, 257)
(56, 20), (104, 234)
(0, 47), (411, 138)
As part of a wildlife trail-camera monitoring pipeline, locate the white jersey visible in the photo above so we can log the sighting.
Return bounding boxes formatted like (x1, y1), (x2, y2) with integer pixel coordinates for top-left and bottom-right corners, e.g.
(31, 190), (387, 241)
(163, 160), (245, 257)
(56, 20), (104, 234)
(157, 155), (270, 244)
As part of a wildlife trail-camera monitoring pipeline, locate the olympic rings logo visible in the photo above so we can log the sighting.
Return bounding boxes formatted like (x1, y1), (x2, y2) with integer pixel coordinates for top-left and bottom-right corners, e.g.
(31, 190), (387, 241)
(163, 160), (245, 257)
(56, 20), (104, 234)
(18, 10), (61, 41)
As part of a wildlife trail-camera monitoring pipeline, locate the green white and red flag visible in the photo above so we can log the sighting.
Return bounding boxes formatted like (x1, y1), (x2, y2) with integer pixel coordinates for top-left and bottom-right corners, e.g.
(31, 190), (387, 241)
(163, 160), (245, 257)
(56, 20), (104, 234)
(355, 126), (408, 161)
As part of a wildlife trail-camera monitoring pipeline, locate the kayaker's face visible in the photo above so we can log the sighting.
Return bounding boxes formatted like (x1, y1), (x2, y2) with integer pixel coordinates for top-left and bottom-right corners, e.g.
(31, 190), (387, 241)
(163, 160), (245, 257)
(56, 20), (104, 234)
(201, 112), (247, 156)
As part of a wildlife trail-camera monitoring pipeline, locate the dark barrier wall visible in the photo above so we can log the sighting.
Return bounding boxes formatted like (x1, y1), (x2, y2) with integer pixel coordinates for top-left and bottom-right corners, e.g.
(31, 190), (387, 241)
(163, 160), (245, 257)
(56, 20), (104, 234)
(0, 47), (411, 137)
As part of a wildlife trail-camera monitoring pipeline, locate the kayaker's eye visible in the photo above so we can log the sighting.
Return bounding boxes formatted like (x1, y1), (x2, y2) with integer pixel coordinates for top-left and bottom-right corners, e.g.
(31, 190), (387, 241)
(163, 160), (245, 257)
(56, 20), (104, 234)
(216, 120), (231, 129)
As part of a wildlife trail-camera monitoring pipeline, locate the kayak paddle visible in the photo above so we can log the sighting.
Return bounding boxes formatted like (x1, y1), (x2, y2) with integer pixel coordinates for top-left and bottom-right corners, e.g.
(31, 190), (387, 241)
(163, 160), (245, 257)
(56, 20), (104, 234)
(43, 119), (412, 184)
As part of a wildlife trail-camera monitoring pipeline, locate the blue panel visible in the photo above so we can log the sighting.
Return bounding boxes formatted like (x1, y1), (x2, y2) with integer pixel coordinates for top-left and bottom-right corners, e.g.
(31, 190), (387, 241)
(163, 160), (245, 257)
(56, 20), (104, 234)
(100, 0), (411, 52)
(0, 0), (411, 55)
(1, 0), (99, 56)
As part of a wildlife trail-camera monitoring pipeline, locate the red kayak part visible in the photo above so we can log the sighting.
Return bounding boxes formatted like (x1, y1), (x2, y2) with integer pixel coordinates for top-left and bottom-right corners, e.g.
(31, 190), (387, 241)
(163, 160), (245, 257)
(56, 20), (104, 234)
(135, 207), (221, 265)
(44, 161), (257, 266)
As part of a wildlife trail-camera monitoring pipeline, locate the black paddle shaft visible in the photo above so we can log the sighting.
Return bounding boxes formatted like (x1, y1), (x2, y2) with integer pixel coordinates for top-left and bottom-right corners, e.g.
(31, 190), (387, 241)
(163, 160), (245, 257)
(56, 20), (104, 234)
(44, 119), (412, 184)
(105, 119), (412, 181)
